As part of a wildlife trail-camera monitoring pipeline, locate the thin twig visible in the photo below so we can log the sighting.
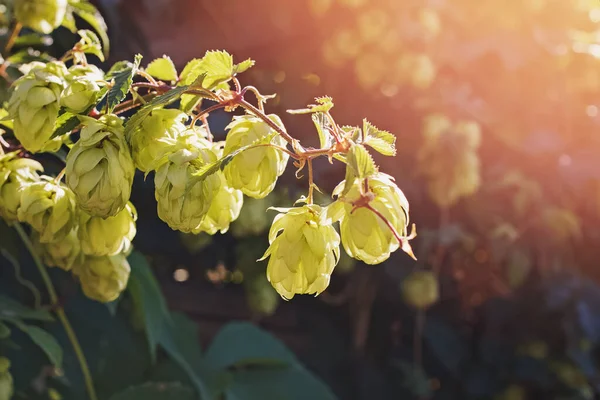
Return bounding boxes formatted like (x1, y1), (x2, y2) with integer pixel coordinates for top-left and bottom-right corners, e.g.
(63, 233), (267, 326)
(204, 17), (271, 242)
(191, 103), (227, 127)
(239, 99), (297, 146)
(4, 22), (22, 55)
(13, 223), (98, 400)
(307, 159), (315, 204)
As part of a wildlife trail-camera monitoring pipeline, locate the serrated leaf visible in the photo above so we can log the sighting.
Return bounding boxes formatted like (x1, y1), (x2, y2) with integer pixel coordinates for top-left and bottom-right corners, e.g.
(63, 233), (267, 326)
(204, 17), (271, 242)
(346, 144), (377, 180)
(0, 295), (53, 321)
(105, 60), (133, 79)
(123, 85), (190, 137)
(106, 54), (142, 113)
(76, 29), (104, 61)
(51, 112), (80, 138)
(128, 251), (170, 363)
(108, 382), (196, 400)
(69, 0), (110, 58)
(9, 319), (62, 368)
(233, 58), (255, 75)
(146, 56), (178, 82)
(287, 96), (334, 115)
(362, 119), (396, 156)
(311, 112), (335, 149)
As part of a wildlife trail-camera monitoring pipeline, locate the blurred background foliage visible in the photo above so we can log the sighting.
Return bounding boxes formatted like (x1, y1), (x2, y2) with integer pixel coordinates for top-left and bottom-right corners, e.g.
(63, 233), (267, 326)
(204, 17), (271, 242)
(2, 0), (600, 399)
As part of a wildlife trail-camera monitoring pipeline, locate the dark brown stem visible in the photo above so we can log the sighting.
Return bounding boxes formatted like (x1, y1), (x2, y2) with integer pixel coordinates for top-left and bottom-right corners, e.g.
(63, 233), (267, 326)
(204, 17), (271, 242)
(192, 103), (227, 127)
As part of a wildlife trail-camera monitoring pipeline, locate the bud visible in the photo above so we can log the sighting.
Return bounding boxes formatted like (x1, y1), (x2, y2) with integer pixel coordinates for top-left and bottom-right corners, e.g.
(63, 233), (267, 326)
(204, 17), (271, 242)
(14, 0), (67, 34)
(155, 133), (221, 233)
(331, 173), (410, 264)
(0, 152), (43, 223)
(61, 65), (104, 114)
(127, 108), (189, 172)
(17, 178), (77, 243)
(79, 202), (137, 256)
(66, 115), (135, 218)
(7, 61), (67, 153)
(223, 114), (289, 199)
(0, 357), (13, 400)
(74, 253), (131, 303)
(32, 228), (83, 271)
(260, 204), (340, 299)
(401, 271), (439, 310)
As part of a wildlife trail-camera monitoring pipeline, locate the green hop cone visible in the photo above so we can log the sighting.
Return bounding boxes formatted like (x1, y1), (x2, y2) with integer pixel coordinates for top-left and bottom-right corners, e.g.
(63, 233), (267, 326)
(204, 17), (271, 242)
(401, 271), (439, 310)
(7, 61), (67, 153)
(127, 108), (189, 172)
(223, 114), (289, 199)
(0, 152), (43, 223)
(17, 178), (77, 243)
(331, 173), (410, 264)
(0, 357), (13, 400)
(14, 0), (67, 34)
(61, 65), (104, 114)
(32, 228), (83, 271)
(79, 202), (137, 256)
(260, 204), (340, 300)
(66, 115), (135, 218)
(74, 253), (131, 303)
(154, 132), (221, 233)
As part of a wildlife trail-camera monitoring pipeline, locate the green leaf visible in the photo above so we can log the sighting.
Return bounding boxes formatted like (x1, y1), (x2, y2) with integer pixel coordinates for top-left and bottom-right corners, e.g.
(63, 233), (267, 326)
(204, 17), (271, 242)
(361, 119), (396, 156)
(0, 295), (53, 321)
(0, 322), (10, 339)
(75, 29), (104, 61)
(51, 112), (80, 138)
(0, 109), (13, 131)
(233, 58), (255, 75)
(9, 319), (62, 368)
(108, 382), (195, 400)
(6, 49), (53, 64)
(346, 144), (377, 179)
(123, 85), (190, 138)
(311, 112), (335, 149)
(128, 251), (170, 363)
(105, 60), (134, 79)
(14, 33), (53, 48)
(106, 54), (142, 113)
(204, 322), (296, 370)
(146, 56), (178, 82)
(69, 0), (110, 58)
(287, 96), (334, 115)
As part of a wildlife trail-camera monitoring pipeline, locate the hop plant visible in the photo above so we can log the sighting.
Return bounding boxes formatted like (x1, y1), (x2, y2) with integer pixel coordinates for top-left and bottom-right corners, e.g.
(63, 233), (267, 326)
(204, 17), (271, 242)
(61, 64), (104, 114)
(17, 178), (77, 243)
(126, 108), (189, 172)
(0, 152), (43, 223)
(418, 114), (481, 208)
(74, 253), (131, 303)
(78, 202), (137, 256)
(223, 114), (289, 199)
(32, 228), (83, 271)
(260, 204), (340, 299)
(331, 173), (410, 264)
(0, 357), (13, 400)
(66, 114), (135, 218)
(154, 132), (221, 233)
(401, 270), (439, 310)
(14, 0), (67, 34)
(7, 61), (67, 153)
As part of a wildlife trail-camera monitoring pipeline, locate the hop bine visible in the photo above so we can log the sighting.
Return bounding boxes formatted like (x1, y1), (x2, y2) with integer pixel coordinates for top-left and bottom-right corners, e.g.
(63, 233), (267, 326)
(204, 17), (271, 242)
(7, 61), (67, 153)
(260, 204), (340, 300)
(66, 114), (135, 218)
(0, 152), (43, 223)
(78, 202), (137, 256)
(17, 178), (77, 243)
(223, 114), (289, 199)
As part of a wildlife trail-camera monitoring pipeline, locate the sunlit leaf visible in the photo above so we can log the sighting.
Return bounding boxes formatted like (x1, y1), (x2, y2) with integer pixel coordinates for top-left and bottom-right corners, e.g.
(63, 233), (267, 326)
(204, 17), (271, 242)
(146, 56), (178, 82)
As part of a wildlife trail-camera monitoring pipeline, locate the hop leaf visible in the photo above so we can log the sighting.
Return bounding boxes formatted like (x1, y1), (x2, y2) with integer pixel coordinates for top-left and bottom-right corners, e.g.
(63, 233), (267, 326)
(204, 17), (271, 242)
(260, 204), (340, 299)
(287, 96), (334, 115)
(146, 56), (178, 82)
(14, 0), (67, 34)
(361, 119), (396, 156)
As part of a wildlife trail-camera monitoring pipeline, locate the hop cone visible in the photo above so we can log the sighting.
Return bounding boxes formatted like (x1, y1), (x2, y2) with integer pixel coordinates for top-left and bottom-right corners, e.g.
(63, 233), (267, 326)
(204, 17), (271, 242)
(0, 152), (43, 223)
(7, 61), (67, 153)
(260, 204), (340, 299)
(155, 132), (220, 233)
(0, 357), (13, 400)
(74, 253), (130, 303)
(331, 173), (410, 264)
(79, 202), (137, 256)
(61, 64), (104, 114)
(32, 228), (83, 271)
(127, 108), (188, 172)
(66, 115), (135, 218)
(418, 114), (481, 208)
(17, 178), (76, 243)
(223, 114), (289, 199)
(14, 0), (67, 34)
